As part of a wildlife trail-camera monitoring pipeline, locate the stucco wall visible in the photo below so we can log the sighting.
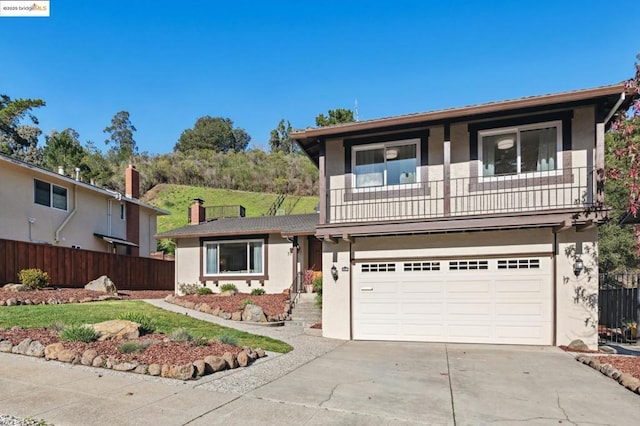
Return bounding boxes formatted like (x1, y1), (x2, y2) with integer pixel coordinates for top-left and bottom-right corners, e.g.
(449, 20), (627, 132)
(322, 240), (352, 340)
(175, 234), (296, 295)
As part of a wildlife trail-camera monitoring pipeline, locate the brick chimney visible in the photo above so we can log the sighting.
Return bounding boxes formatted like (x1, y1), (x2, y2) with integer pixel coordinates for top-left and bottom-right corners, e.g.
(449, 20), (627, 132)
(190, 198), (205, 224)
(125, 164), (140, 199)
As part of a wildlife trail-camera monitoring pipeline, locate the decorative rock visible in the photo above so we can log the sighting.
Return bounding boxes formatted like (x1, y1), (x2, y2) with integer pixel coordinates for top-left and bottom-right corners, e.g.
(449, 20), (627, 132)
(47, 298), (59, 305)
(161, 364), (171, 377)
(204, 355), (227, 373)
(231, 311), (242, 321)
(81, 349), (99, 366)
(193, 359), (206, 376)
(26, 341), (45, 357)
(219, 312), (232, 320)
(85, 275), (118, 294)
(194, 303), (202, 311)
(68, 297), (77, 304)
(0, 300), (5, 306)
(134, 364), (148, 375)
(148, 363), (162, 376)
(199, 303), (212, 314)
(219, 289), (238, 297)
(57, 349), (79, 363)
(242, 304), (266, 322)
(3, 283), (30, 292)
(23, 299), (33, 305)
(97, 295), (121, 301)
(12, 338), (32, 354)
(92, 355), (105, 367)
(92, 320), (140, 341)
(211, 307), (220, 316)
(588, 358), (601, 369)
(164, 294), (176, 303)
(182, 301), (195, 310)
(236, 351), (249, 367)
(0, 340), (13, 352)
(567, 339), (590, 351)
(44, 342), (65, 360)
(222, 351), (238, 369)
(619, 373), (640, 391)
(113, 362), (138, 371)
(169, 364), (195, 381)
(255, 348), (266, 358)
(79, 297), (93, 303)
(242, 346), (257, 360)
(6, 298), (18, 306)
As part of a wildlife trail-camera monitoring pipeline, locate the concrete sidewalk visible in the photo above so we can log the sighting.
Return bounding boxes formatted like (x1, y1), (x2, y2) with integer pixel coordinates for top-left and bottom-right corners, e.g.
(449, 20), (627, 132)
(1, 300), (639, 425)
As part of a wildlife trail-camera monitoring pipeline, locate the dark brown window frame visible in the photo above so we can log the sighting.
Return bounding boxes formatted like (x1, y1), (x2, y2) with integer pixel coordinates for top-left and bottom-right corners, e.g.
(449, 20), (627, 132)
(342, 130), (430, 202)
(199, 234), (269, 282)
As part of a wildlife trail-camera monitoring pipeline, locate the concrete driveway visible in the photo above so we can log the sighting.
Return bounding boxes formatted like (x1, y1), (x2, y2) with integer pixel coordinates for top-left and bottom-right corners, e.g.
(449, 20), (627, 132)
(0, 341), (638, 425)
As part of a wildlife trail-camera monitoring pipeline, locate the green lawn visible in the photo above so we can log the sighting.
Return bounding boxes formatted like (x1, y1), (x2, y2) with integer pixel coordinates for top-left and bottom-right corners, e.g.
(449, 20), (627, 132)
(143, 184), (318, 233)
(0, 300), (292, 353)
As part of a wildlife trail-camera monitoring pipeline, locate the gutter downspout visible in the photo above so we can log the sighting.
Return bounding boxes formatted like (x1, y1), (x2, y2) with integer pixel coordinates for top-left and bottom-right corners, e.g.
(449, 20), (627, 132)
(54, 184), (78, 244)
(604, 92), (626, 125)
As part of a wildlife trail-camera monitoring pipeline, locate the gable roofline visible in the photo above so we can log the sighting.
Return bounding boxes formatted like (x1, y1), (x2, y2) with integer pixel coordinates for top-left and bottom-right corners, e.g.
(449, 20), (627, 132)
(0, 154), (169, 215)
(292, 83), (632, 164)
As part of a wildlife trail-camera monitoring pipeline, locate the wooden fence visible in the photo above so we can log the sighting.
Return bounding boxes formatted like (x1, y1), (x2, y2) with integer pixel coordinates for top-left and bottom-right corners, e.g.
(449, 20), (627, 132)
(0, 239), (174, 291)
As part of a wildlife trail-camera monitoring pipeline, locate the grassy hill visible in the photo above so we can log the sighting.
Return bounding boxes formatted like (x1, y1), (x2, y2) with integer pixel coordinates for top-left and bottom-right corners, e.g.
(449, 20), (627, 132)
(143, 184), (319, 233)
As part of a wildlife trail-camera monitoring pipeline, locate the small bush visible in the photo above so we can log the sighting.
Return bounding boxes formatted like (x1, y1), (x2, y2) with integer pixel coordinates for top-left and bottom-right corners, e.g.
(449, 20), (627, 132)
(250, 288), (266, 295)
(117, 312), (156, 335)
(217, 333), (238, 346)
(190, 336), (210, 347)
(47, 321), (66, 333)
(313, 276), (323, 309)
(168, 327), (193, 342)
(239, 298), (253, 310)
(60, 324), (99, 343)
(220, 283), (238, 292)
(118, 341), (145, 354)
(197, 287), (213, 295)
(178, 282), (200, 295)
(18, 268), (49, 290)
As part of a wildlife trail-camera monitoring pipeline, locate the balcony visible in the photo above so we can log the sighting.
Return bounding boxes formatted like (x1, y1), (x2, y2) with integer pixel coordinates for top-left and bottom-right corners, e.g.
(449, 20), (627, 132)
(327, 167), (594, 224)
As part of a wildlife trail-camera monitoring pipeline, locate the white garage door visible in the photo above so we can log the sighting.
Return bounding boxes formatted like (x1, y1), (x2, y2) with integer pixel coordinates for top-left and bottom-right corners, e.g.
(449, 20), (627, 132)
(352, 257), (552, 345)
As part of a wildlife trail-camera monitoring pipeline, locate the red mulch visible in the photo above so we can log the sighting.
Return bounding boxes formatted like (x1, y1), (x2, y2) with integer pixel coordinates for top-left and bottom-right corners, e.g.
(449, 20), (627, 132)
(559, 345), (600, 354)
(310, 322), (322, 329)
(0, 327), (241, 365)
(596, 355), (640, 379)
(174, 293), (289, 317)
(0, 288), (172, 305)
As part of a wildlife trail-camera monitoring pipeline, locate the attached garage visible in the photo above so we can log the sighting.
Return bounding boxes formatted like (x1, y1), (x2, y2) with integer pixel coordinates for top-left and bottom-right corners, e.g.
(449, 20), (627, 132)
(352, 257), (553, 345)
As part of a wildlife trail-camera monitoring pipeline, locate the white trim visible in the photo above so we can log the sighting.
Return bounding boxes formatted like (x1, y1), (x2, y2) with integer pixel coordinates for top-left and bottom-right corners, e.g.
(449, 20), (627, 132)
(478, 120), (563, 180)
(203, 238), (265, 276)
(352, 138), (421, 189)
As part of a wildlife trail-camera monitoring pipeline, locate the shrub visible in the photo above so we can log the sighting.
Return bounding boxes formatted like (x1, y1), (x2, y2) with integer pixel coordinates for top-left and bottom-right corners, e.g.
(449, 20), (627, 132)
(168, 327), (193, 342)
(220, 283), (238, 292)
(313, 276), (323, 309)
(190, 336), (210, 347)
(117, 312), (156, 335)
(47, 321), (66, 333)
(239, 298), (253, 310)
(118, 341), (145, 354)
(197, 287), (213, 295)
(60, 324), (99, 343)
(217, 333), (238, 346)
(250, 288), (266, 295)
(18, 268), (49, 289)
(178, 282), (200, 295)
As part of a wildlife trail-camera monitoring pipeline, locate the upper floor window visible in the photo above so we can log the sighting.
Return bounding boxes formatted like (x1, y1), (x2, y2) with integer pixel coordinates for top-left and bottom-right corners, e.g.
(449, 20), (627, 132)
(34, 179), (67, 210)
(480, 121), (561, 177)
(353, 140), (418, 188)
(204, 239), (264, 276)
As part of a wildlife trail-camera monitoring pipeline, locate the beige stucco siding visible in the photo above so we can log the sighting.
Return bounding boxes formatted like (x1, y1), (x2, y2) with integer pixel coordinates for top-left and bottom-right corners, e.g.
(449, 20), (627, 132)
(175, 234), (295, 295)
(321, 228), (599, 349)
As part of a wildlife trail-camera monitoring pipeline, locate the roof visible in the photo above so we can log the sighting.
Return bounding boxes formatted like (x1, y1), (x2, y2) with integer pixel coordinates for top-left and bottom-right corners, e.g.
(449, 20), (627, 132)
(155, 213), (320, 239)
(292, 83), (632, 165)
(0, 154), (169, 215)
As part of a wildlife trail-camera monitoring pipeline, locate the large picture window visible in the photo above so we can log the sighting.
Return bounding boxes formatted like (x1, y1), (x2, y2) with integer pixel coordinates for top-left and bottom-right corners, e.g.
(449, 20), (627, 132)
(353, 140), (418, 188)
(34, 179), (67, 210)
(204, 239), (264, 276)
(480, 121), (561, 177)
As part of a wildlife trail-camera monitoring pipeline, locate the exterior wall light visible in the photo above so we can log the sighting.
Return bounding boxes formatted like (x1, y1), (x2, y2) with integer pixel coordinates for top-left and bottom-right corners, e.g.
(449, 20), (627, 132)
(331, 264), (338, 281)
(573, 258), (584, 277)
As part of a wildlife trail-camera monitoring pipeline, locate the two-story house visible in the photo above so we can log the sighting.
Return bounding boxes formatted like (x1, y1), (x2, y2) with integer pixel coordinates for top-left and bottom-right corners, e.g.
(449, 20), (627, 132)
(292, 83), (631, 349)
(0, 155), (168, 257)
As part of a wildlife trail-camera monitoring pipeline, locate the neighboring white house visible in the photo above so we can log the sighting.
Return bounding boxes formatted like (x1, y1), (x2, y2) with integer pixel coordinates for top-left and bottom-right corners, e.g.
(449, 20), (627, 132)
(0, 155), (168, 257)
(156, 201), (319, 295)
(291, 83), (632, 350)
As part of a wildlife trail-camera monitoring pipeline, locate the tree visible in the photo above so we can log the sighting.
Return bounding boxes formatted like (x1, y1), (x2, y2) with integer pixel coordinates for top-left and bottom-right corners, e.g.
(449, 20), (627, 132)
(42, 128), (88, 175)
(0, 94), (45, 161)
(269, 119), (298, 154)
(174, 116), (250, 153)
(315, 108), (355, 127)
(104, 111), (137, 163)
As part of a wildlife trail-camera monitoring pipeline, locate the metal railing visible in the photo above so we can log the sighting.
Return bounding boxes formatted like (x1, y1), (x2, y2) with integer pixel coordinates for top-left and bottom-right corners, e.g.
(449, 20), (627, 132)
(328, 167), (593, 223)
(599, 273), (639, 343)
(288, 271), (303, 308)
(187, 205), (246, 223)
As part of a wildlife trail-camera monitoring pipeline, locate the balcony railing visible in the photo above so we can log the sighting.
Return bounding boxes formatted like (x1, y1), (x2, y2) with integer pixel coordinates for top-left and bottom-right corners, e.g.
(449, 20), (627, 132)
(327, 167), (593, 224)
(187, 205), (246, 223)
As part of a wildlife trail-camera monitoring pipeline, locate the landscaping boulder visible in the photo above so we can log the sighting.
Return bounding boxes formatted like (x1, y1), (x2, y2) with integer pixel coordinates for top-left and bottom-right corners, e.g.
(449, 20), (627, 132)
(11, 338), (32, 355)
(568, 339), (589, 351)
(26, 341), (45, 357)
(3, 283), (30, 292)
(0, 340), (14, 352)
(92, 320), (140, 341)
(242, 304), (266, 323)
(6, 298), (19, 306)
(148, 363), (162, 376)
(57, 349), (79, 363)
(231, 311), (242, 321)
(236, 351), (249, 367)
(85, 275), (118, 294)
(204, 355), (227, 373)
(81, 349), (98, 366)
(44, 342), (65, 360)
(222, 352), (238, 369)
(193, 359), (206, 376)
(219, 289), (237, 297)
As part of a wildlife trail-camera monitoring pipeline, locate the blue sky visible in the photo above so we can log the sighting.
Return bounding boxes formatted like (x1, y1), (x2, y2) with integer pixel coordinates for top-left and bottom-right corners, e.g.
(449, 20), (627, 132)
(1, 1), (637, 154)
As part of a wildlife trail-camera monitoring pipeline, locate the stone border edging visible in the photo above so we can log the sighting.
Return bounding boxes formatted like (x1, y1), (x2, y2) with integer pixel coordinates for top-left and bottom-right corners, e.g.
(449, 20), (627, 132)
(165, 294), (291, 323)
(576, 355), (640, 394)
(0, 335), (266, 381)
